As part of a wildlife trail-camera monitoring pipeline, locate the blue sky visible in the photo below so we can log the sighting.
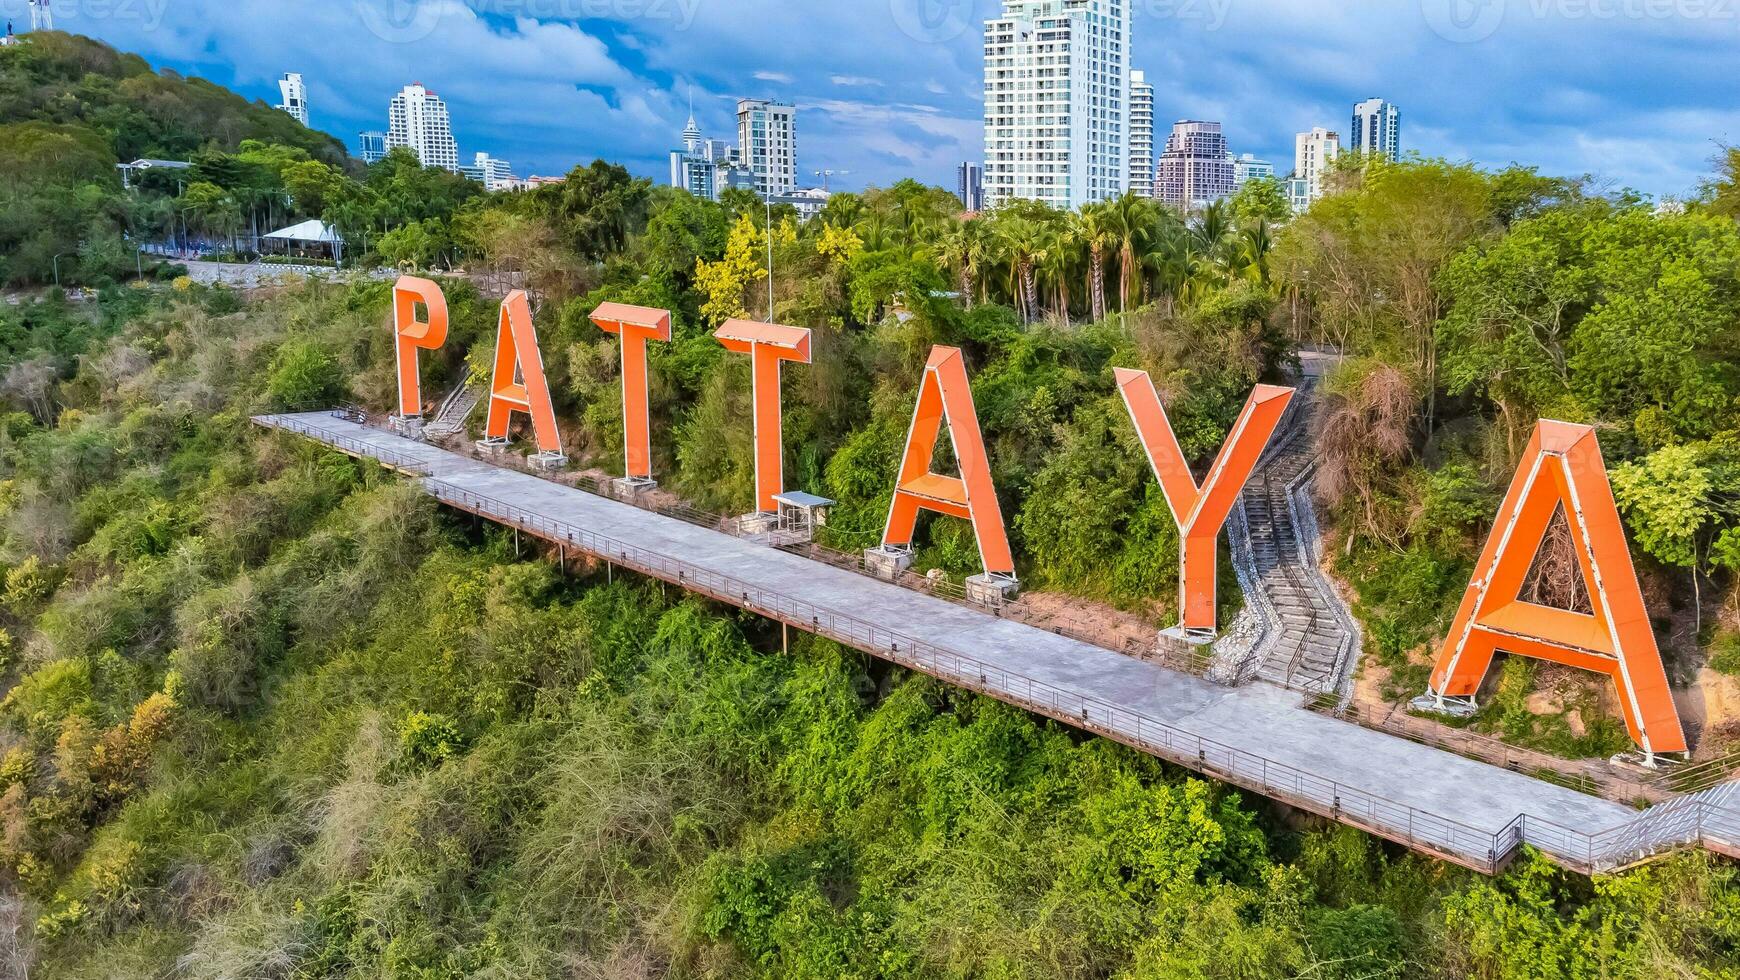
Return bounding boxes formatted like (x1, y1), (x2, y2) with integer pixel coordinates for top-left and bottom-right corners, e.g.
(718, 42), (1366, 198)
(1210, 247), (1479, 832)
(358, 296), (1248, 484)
(27, 0), (1740, 197)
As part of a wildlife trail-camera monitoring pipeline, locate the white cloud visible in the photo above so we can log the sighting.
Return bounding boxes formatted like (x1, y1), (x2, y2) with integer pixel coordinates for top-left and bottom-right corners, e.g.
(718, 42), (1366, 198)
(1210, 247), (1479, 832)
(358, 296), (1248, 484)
(61, 0), (1740, 196)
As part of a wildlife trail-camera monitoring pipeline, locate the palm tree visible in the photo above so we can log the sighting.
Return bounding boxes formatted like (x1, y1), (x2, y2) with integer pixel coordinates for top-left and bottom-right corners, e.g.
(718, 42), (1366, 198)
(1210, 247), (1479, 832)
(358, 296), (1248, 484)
(1237, 220), (1275, 285)
(1073, 204), (1113, 322)
(1107, 193), (1154, 314)
(1037, 221), (1076, 321)
(993, 215), (1044, 323)
(1144, 221), (1200, 310)
(932, 218), (988, 308)
(1191, 200), (1234, 258)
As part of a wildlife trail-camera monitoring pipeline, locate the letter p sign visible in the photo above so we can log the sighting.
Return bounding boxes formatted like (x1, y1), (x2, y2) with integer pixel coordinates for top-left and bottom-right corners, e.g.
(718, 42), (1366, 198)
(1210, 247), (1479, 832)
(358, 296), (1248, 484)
(394, 276), (448, 419)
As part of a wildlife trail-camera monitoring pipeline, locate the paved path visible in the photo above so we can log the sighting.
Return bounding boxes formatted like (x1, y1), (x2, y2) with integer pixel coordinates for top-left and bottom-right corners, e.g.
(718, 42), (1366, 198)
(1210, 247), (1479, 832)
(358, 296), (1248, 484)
(255, 412), (1740, 873)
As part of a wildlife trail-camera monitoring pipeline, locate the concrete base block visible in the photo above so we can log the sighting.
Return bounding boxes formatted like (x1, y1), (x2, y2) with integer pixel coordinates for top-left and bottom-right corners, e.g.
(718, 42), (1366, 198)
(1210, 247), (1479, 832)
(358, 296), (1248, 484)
(966, 573), (1019, 606)
(389, 415), (425, 440)
(1160, 625), (1218, 647)
(1408, 693), (1479, 718)
(612, 477), (657, 502)
(737, 511), (779, 535)
(529, 452), (567, 472)
(863, 546), (913, 581)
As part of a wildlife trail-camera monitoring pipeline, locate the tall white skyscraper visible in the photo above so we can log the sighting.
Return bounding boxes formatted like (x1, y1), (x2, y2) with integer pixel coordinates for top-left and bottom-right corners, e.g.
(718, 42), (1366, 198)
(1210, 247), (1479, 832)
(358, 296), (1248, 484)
(28, 0), (51, 31)
(982, 0), (1131, 210)
(386, 83), (459, 172)
(1156, 120), (1235, 211)
(276, 72), (309, 127)
(1128, 70), (1155, 199)
(736, 99), (796, 197)
(1350, 98), (1401, 161)
(1293, 127), (1341, 208)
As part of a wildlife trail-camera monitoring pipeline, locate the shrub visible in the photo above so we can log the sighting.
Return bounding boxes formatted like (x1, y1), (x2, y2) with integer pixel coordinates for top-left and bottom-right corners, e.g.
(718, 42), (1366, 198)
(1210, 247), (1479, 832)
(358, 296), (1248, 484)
(264, 339), (342, 408)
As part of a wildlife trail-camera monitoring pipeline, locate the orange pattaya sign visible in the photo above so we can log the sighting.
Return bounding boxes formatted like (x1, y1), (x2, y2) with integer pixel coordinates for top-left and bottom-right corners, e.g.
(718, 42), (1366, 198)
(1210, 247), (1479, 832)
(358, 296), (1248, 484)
(484, 290), (562, 454)
(1429, 421), (1685, 755)
(590, 302), (672, 481)
(393, 276), (448, 418)
(882, 346), (1015, 578)
(715, 319), (812, 514)
(1116, 370), (1295, 634)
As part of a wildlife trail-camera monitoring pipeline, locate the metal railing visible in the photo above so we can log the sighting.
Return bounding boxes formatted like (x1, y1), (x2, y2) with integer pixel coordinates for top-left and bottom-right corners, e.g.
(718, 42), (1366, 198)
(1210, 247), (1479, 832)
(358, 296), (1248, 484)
(1307, 692), (1662, 805)
(256, 411), (1740, 876)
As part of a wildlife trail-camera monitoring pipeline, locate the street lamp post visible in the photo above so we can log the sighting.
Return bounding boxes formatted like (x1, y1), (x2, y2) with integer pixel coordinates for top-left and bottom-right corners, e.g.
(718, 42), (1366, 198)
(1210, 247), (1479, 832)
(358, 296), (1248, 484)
(764, 196), (774, 322)
(51, 252), (65, 287)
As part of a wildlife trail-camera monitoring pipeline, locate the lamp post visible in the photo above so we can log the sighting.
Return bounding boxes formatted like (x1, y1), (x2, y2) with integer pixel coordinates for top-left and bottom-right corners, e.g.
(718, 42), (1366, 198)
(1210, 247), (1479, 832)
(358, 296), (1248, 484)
(772, 194), (779, 323)
(51, 252), (65, 287)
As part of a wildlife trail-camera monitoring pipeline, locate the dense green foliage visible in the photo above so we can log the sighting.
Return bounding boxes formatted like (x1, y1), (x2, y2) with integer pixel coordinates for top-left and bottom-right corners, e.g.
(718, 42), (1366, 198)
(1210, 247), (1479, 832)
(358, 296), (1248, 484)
(0, 282), (1730, 978)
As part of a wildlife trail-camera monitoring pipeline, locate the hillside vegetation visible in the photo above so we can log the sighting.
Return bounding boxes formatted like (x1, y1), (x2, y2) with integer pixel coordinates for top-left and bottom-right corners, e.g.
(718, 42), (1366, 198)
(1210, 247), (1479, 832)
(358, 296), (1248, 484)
(0, 278), (1729, 980)
(1, 28), (1740, 978)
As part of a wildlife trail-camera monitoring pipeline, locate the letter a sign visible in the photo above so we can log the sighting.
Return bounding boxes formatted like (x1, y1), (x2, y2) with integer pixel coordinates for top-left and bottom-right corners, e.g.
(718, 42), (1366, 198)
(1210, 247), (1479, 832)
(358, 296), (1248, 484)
(1429, 421), (1685, 756)
(1116, 369), (1294, 634)
(484, 290), (562, 454)
(882, 346), (1015, 579)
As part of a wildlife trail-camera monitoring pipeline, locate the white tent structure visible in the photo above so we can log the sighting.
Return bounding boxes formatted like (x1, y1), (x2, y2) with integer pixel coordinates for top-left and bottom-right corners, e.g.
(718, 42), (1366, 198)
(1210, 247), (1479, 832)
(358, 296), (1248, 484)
(261, 220), (344, 263)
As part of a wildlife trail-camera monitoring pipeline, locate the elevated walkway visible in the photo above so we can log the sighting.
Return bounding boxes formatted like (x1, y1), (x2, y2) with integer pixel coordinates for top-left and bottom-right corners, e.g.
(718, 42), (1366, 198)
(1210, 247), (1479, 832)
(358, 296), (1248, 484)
(254, 410), (1740, 875)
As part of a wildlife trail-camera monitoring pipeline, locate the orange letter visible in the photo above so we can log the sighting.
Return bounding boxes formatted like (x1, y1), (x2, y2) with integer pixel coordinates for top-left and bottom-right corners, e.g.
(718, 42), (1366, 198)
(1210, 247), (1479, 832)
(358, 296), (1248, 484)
(1427, 421), (1685, 758)
(590, 302), (672, 482)
(714, 319), (812, 514)
(1115, 369), (1294, 634)
(393, 275), (448, 418)
(882, 346), (1014, 578)
(483, 290), (562, 454)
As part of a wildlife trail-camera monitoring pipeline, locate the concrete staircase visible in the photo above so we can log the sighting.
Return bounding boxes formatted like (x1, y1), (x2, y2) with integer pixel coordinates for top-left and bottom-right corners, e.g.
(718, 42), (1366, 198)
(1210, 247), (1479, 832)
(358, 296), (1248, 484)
(1236, 384), (1361, 696)
(424, 371), (481, 439)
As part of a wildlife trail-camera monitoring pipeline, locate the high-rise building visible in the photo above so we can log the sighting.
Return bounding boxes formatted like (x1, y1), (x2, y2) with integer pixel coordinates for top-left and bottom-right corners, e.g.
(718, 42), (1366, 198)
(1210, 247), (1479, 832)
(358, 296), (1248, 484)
(358, 131), (386, 164)
(1156, 120), (1235, 211)
(1350, 98), (1401, 161)
(982, 0), (1131, 210)
(1128, 70), (1155, 199)
(1231, 153), (1274, 185)
(669, 110), (754, 202)
(736, 99), (796, 197)
(276, 72), (309, 127)
(957, 162), (985, 211)
(1286, 176), (1312, 214)
(461, 152), (518, 191)
(1293, 127), (1340, 207)
(386, 83), (459, 172)
(28, 0), (51, 31)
